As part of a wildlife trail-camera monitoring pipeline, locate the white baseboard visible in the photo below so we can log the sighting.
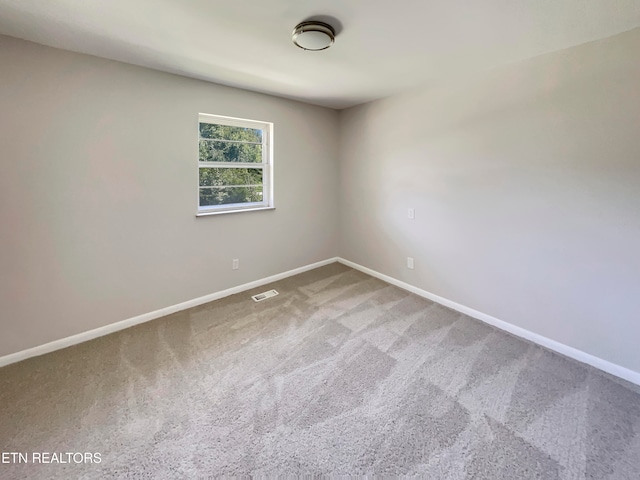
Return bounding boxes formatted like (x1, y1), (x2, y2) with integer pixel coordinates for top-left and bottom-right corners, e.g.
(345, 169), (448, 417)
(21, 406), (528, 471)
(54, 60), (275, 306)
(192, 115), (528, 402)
(4, 255), (639, 387)
(337, 257), (640, 387)
(0, 257), (339, 368)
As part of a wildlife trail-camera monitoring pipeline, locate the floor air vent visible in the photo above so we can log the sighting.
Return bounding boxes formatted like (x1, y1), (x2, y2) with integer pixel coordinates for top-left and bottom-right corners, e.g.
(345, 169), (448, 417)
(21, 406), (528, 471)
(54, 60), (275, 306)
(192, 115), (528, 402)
(251, 289), (279, 302)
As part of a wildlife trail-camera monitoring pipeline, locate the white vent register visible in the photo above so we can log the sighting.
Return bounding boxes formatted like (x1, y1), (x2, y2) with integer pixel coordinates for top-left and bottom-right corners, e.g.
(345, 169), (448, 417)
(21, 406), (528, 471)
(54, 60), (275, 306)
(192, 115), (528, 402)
(251, 290), (279, 302)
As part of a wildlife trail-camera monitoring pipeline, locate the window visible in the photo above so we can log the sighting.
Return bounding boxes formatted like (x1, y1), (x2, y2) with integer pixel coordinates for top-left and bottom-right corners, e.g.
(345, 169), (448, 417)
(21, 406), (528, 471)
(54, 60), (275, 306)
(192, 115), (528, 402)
(197, 113), (273, 215)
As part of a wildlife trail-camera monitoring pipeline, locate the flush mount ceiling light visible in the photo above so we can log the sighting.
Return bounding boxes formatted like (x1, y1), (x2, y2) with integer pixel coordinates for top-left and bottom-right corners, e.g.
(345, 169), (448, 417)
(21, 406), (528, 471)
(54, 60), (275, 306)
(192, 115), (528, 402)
(292, 21), (335, 51)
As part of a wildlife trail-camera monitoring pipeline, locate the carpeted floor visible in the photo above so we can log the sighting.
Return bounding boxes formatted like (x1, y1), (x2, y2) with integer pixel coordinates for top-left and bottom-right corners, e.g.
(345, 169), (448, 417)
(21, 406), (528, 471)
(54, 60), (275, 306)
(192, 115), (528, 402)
(1, 262), (640, 478)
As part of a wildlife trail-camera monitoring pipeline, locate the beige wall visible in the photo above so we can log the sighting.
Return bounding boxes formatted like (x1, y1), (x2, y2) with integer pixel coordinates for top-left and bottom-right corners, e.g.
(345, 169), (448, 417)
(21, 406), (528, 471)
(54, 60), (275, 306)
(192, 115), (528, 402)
(338, 29), (640, 372)
(3, 28), (640, 373)
(0, 36), (339, 357)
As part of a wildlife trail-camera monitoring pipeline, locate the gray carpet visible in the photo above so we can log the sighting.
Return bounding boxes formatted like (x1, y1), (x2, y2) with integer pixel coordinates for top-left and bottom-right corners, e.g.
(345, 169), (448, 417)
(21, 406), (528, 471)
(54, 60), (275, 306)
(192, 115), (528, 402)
(1, 263), (640, 478)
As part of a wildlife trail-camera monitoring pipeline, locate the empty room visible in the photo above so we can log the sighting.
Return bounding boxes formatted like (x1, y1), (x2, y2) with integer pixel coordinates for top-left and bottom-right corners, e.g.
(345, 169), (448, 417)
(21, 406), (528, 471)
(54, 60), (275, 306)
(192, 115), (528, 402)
(1, 1), (640, 478)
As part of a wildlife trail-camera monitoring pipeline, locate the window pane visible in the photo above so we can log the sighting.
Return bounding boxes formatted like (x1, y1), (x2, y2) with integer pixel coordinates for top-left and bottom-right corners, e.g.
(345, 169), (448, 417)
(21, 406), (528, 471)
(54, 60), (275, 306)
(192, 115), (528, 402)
(199, 168), (263, 187)
(199, 140), (262, 163)
(199, 186), (264, 206)
(199, 123), (262, 143)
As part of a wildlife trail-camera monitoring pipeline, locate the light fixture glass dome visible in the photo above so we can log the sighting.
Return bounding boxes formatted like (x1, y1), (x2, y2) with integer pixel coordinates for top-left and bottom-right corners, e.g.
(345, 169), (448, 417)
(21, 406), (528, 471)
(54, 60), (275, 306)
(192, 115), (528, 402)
(292, 21), (335, 51)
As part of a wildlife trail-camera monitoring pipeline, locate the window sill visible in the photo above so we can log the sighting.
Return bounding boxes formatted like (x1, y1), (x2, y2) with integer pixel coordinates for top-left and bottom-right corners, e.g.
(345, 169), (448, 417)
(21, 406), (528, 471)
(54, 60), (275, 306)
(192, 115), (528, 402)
(196, 206), (275, 217)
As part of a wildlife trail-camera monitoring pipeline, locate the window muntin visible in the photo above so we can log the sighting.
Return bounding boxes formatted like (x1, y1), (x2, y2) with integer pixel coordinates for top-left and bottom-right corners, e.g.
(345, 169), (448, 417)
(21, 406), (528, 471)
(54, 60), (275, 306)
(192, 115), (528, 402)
(198, 114), (272, 214)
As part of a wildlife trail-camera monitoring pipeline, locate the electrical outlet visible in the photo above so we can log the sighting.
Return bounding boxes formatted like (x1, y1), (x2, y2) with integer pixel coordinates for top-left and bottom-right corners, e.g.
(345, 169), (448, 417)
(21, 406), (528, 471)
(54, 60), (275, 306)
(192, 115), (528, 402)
(408, 208), (415, 219)
(407, 257), (414, 269)
(232, 259), (239, 270)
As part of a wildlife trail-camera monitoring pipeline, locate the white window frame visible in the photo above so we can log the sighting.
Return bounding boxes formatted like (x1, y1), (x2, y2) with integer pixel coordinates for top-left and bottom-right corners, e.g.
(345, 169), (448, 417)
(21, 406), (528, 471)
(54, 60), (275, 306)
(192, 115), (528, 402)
(197, 113), (274, 216)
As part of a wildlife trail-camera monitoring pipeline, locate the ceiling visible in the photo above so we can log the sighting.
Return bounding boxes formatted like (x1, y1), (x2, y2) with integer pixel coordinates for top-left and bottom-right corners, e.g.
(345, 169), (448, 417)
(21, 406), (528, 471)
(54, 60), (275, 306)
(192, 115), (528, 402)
(0, 1), (639, 109)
